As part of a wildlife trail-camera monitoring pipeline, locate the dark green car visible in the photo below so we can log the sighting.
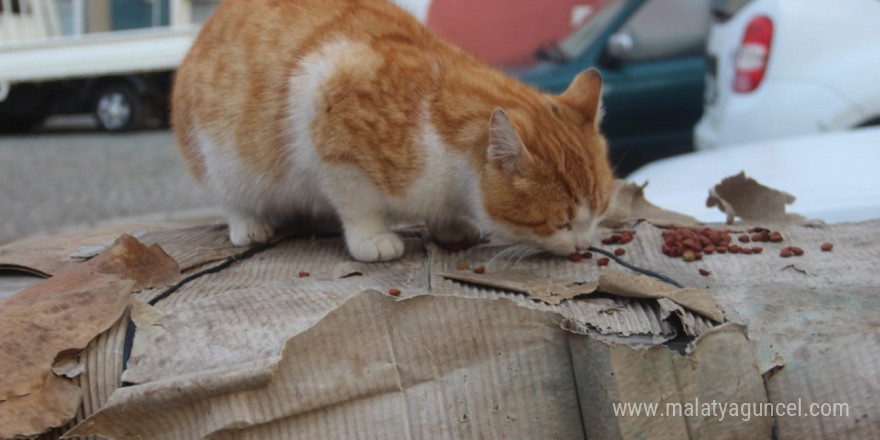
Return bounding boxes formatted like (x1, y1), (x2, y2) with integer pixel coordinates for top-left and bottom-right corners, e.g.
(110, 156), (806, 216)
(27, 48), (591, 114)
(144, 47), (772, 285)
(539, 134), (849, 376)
(513, 0), (710, 176)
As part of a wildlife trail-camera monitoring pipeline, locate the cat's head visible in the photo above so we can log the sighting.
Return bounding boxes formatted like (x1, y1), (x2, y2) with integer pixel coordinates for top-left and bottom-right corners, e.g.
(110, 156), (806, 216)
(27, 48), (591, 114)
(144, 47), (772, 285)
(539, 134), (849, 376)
(480, 69), (616, 255)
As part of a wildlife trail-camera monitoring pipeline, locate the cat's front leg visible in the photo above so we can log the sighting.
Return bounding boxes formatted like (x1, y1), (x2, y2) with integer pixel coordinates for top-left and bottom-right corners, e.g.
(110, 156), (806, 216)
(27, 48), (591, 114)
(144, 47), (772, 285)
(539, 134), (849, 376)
(226, 209), (275, 246)
(322, 168), (405, 262)
(428, 217), (482, 246)
(342, 214), (405, 262)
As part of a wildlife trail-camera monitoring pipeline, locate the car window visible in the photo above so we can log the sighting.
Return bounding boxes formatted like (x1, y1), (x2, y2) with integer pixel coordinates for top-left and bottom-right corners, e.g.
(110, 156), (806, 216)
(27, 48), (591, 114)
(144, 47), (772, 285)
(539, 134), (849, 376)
(557, 0), (629, 60)
(616, 0), (710, 62)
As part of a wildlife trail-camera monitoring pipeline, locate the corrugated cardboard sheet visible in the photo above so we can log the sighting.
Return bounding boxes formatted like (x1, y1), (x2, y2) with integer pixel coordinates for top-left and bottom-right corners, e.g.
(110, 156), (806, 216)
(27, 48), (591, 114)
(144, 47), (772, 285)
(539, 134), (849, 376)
(0, 177), (878, 439)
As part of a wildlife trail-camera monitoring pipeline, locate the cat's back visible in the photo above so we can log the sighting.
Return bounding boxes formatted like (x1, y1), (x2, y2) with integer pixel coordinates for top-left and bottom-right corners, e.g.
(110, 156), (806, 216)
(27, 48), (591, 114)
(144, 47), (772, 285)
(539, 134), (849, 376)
(172, 0), (434, 182)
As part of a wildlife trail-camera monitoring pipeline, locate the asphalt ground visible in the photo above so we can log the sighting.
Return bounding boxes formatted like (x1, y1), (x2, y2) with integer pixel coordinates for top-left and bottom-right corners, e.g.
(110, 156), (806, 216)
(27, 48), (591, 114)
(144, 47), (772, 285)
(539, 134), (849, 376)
(0, 121), (215, 245)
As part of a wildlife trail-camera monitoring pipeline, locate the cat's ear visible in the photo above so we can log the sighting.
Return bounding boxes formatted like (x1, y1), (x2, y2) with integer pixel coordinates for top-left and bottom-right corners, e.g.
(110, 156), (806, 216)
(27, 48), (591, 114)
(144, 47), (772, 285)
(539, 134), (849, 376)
(488, 108), (530, 175)
(559, 68), (604, 127)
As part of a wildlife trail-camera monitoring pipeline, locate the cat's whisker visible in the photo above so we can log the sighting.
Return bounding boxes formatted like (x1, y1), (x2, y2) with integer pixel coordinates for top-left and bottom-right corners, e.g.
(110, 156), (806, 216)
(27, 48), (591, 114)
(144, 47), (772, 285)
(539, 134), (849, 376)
(487, 244), (528, 268)
(514, 247), (550, 266)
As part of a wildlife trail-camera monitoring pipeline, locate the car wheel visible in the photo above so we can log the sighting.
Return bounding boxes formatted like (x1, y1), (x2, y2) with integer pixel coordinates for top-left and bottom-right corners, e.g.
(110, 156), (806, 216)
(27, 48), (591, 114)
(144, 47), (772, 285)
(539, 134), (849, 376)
(94, 84), (144, 131)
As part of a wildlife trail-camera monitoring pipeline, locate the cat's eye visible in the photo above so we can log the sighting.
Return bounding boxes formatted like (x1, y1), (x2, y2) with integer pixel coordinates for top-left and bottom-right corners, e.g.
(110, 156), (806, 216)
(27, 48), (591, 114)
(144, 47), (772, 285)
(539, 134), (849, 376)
(556, 222), (573, 231)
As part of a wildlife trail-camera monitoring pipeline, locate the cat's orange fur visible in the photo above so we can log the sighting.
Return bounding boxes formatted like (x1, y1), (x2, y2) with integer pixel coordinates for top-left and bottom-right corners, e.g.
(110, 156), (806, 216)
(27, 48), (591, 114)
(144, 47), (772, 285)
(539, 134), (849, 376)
(173, 0), (616, 261)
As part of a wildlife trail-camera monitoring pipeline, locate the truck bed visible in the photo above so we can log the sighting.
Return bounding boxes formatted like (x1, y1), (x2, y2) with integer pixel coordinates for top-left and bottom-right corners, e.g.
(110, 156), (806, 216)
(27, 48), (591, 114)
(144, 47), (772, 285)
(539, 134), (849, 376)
(0, 26), (198, 86)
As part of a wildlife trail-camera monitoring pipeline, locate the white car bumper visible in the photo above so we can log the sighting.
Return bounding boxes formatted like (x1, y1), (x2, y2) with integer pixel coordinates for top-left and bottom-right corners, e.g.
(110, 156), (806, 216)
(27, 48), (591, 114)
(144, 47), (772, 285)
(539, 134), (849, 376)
(695, 78), (860, 151)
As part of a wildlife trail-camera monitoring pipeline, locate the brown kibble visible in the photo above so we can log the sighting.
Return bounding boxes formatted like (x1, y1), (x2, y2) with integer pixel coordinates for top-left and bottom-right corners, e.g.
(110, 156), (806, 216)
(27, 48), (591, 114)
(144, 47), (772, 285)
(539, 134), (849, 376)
(790, 246), (804, 256)
(458, 263), (470, 270)
(682, 250), (697, 262)
(729, 245), (742, 254)
(750, 233), (763, 242)
(751, 246), (763, 254)
(582, 251), (593, 259)
(699, 268), (711, 276)
(780, 248), (793, 258)
(473, 266), (486, 274)
(620, 235), (633, 244)
(597, 257), (610, 266)
(769, 232), (784, 242)
(716, 246), (728, 254)
(662, 243), (673, 255)
(298, 271), (310, 278)
(821, 243), (834, 252)
(601, 237), (614, 245)
(699, 235), (712, 247)
(741, 247), (753, 255)
(568, 253), (583, 262)
(738, 234), (750, 243)
(614, 248), (626, 256)
(388, 288), (401, 296)
(682, 238), (701, 251)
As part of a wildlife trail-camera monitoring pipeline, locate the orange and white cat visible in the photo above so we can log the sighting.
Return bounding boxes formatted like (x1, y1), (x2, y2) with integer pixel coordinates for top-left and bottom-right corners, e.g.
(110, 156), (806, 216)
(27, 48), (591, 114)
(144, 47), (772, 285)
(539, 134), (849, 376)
(172, 0), (615, 262)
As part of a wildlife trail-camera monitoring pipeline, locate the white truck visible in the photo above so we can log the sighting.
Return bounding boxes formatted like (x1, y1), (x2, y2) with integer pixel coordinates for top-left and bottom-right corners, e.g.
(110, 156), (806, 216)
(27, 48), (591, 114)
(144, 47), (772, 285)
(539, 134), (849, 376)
(0, 0), (199, 132)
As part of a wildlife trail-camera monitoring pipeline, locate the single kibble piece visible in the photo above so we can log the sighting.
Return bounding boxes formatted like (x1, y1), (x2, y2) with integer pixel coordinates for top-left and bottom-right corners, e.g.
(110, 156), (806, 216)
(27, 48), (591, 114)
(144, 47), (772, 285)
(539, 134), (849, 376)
(458, 263), (470, 270)
(769, 232), (784, 242)
(741, 247), (753, 255)
(388, 288), (402, 297)
(790, 246), (804, 256)
(614, 248), (626, 256)
(703, 245), (715, 254)
(582, 251), (593, 259)
(751, 246), (763, 254)
(682, 250), (697, 262)
(716, 246), (728, 254)
(601, 237), (614, 245)
(473, 266), (486, 274)
(821, 243), (834, 252)
(780, 248), (793, 258)
(568, 253), (583, 262)
(298, 271), (310, 278)
(738, 235), (750, 243)
(729, 245), (742, 254)
(597, 257), (610, 266)
(699, 268), (711, 276)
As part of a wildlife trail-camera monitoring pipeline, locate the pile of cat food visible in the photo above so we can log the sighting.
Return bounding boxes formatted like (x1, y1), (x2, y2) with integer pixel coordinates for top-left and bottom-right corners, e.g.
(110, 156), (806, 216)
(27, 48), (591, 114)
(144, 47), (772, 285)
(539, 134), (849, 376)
(660, 226), (833, 260)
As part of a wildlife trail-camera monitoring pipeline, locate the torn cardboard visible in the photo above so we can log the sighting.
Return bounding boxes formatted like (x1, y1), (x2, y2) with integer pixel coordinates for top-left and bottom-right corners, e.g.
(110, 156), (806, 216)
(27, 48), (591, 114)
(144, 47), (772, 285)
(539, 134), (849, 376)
(707, 171), (805, 224)
(0, 174), (876, 439)
(605, 180), (701, 228)
(573, 323), (772, 439)
(0, 221), (240, 278)
(439, 267), (722, 323)
(0, 235), (180, 439)
(68, 292), (768, 440)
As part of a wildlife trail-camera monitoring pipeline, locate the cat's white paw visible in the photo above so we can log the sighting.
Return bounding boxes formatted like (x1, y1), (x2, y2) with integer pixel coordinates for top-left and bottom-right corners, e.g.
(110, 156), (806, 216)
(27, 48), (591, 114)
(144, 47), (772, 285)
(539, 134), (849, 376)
(347, 232), (405, 262)
(228, 217), (274, 246)
(429, 219), (482, 244)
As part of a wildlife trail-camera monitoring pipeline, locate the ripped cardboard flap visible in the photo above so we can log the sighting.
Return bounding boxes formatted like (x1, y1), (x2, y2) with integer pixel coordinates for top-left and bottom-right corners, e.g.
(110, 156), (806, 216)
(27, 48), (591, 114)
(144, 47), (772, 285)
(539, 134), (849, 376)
(0, 235), (180, 440)
(439, 267), (722, 322)
(707, 172), (805, 224)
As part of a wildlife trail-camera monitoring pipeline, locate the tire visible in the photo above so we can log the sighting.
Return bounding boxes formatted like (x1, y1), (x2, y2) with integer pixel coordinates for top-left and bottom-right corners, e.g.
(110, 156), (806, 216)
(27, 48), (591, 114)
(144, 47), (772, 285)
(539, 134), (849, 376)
(94, 84), (146, 132)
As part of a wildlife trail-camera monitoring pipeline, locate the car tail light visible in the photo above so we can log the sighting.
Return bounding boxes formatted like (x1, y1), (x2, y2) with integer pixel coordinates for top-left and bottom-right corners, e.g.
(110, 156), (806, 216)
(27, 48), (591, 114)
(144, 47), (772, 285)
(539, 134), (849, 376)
(734, 15), (773, 93)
